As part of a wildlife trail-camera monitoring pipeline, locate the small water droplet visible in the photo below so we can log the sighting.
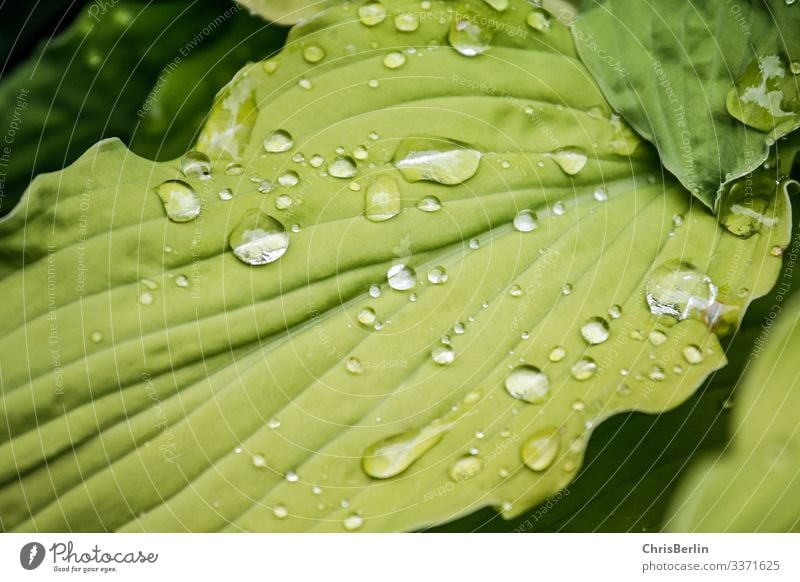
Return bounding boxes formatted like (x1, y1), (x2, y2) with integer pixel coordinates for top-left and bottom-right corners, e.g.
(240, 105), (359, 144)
(275, 195), (292, 210)
(648, 366), (666, 381)
(273, 504), (288, 519)
(368, 284), (382, 298)
(383, 51), (407, 69)
(225, 161), (244, 176)
(562, 283), (573, 295)
(346, 357), (364, 374)
(649, 329), (668, 346)
(394, 137), (481, 184)
(521, 428), (559, 471)
(431, 345), (455, 365)
(258, 180), (275, 194)
(138, 291), (154, 306)
(343, 513), (364, 531)
(285, 470), (299, 483)
(526, 8), (551, 31)
(262, 59), (279, 74)
(358, 2), (386, 26)
(572, 357), (597, 381)
(608, 304), (622, 319)
(264, 130), (294, 153)
(450, 455), (482, 481)
(229, 212), (290, 265)
(593, 187), (608, 202)
(329, 157), (358, 179)
(682, 344), (704, 364)
(549, 346), (566, 362)
(267, 417), (281, 429)
(365, 175), (401, 221)
(252, 454), (268, 468)
(303, 44), (326, 63)
(298, 78), (313, 90)
(580, 317), (610, 345)
(154, 180), (201, 223)
(416, 195), (442, 212)
(180, 151), (212, 180)
(552, 201), (567, 215)
(513, 209), (539, 232)
(469, 238), (480, 250)
(505, 365), (550, 404)
(278, 170), (300, 187)
(217, 187), (233, 201)
(90, 331), (103, 343)
(387, 264), (416, 291)
(453, 322), (466, 335)
(395, 11), (420, 31)
(552, 148), (588, 175)
(175, 274), (189, 288)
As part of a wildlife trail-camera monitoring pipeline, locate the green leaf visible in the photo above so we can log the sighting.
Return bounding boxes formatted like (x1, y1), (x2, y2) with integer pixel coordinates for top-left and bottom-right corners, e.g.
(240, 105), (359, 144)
(0, 0), (790, 533)
(233, 0), (336, 25)
(572, 0), (800, 209)
(665, 292), (800, 532)
(0, 0), (285, 216)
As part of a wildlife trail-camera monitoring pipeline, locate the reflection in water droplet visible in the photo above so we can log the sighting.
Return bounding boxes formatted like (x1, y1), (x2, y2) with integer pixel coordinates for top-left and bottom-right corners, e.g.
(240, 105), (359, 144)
(252, 454), (267, 468)
(572, 357), (597, 381)
(427, 265), (448, 284)
(155, 180), (201, 223)
(285, 470), (299, 482)
(682, 344), (704, 364)
(593, 187), (608, 202)
(225, 162), (244, 176)
(387, 264), (416, 290)
(329, 157), (358, 179)
(358, 2), (386, 26)
(229, 212), (290, 265)
(580, 317), (610, 345)
(365, 175), (401, 221)
(258, 180), (274, 194)
(513, 209), (538, 232)
(646, 260), (718, 322)
(263, 130), (294, 153)
(218, 187), (233, 201)
(552, 201), (566, 215)
(450, 456), (482, 481)
(454, 322), (466, 334)
(275, 195), (292, 210)
(180, 151), (212, 180)
(417, 196), (442, 212)
(431, 345), (455, 365)
(394, 137), (481, 185)
(267, 417), (281, 429)
(718, 171), (781, 238)
(175, 275), (189, 288)
(562, 283), (573, 295)
(552, 148), (588, 175)
(505, 365), (550, 404)
(448, 15), (493, 57)
(521, 428), (560, 471)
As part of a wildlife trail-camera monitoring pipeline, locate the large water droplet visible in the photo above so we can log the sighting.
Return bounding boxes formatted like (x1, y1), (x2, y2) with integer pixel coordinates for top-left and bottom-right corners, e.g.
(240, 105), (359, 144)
(505, 365), (550, 404)
(180, 151), (211, 180)
(580, 317), (610, 345)
(154, 180), (202, 223)
(362, 421), (450, 479)
(264, 130), (294, 153)
(329, 157), (358, 179)
(229, 212), (290, 265)
(552, 148), (588, 175)
(358, 2), (386, 26)
(448, 15), (493, 57)
(520, 428), (560, 471)
(394, 138), (481, 185)
(387, 264), (416, 291)
(365, 175), (401, 221)
(513, 209), (539, 233)
(450, 456), (482, 481)
(718, 171), (781, 238)
(727, 54), (800, 133)
(645, 260), (718, 322)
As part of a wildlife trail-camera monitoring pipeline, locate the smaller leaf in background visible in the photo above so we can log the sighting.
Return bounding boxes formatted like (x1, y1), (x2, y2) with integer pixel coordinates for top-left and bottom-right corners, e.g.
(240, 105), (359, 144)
(665, 292), (800, 532)
(234, 0), (336, 25)
(572, 0), (800, 209)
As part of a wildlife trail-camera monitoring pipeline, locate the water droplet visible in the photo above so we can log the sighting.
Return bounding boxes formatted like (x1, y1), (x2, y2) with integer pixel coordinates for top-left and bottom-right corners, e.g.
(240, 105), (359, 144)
(90, 331), (103, 343)
(138, 291), (153, 306)
(395, 12), (419, 31)
(258, 180), (275, 194)
(580, 317), (610, 345)
(215, 187), (233, 202)
(346, 357), (364, 374)
(449, 15), (493, 57)
(362, 421), (450, 479)
(608, 304), (622, 319)
(552, 201), (567, 215)
(387, 264), (416, 291)
(353, 146), (369, 160)
(278, 170), (300, 187)
(303, 44), (326, 63)
(593, 187), (608, 202)
(469, 238), (480, 250)
(483, 0), (509, 10)
(267, 417), (281, 429)
(298, 78), (313, 90)
(505, 365), (550, 404)
(416, 195), (442, 212)
(453, 322), (466, 334)
(270, 504), (288, 519)
(252, 454), (268, 468)
(513, 209), (538, 232)
(552, 148), (588, 175)
(383, 52), (407, 69)
(682, 344), (704, 364)
(175, 274), (189, 288)
(646, 260), (718, 322)
(285, 470), (299, 483)
(343, 513), (364, 531)
(225, 162), (244, 176)
(365, 175), (401, 221)
(771, 245), (784, 257)
(648, 366), (666, 381)
(562, 283), (573, 295)
(275, 195), (292, 210)
(450, 456), (482, 481)
(423, 265), (448, 285)
(263, 130), (294, 153)
(369, 284), (382, 298)
(549, 346), (566, 362)
(431, 345), (455, 365)
(358, 307), (377, 327)
(180, 151), (212, 180)
(672, 214), (684, 227)
(526, 8), (551, 31)
(718, 172), (781, 238)
(358, 2), (386, 26)
(229, 212), (290, 265)
(262, 59), (279, 74)
(154, 180), (201, 223)
(727, 54), (800, 133)
(329, 156), (358, 179)
(521, 428), (559, 471)
(509, 284), (523, 297)
(649, 329), (668, 346)
(571, 357), (597, 381)
(394, 137), (481, 185)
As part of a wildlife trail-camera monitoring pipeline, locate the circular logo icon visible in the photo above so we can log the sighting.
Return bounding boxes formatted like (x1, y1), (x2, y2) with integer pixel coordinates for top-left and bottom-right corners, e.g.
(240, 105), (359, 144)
(19, 542), (45, 570)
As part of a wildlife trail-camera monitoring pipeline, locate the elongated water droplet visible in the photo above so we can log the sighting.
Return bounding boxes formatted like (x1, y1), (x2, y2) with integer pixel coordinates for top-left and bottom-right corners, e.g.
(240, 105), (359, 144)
(155, 180), (201, 223)
(649, 365), (666, 381)
(416, 196), (442, 212)
(450, 456), (482, 481)
(505, 365), (550, 404)
(449, 15), (493, 57)
(394, 137), (481, 185)
(358, 2), (386, 26)
(225, 162), (244, 176)
(365, 175), (401, 221)
(509, 284), (523, 297)
(252, 454), (268, 468)
(571, 357), (597, 381)
(263, 130), (294, 153)
(229, 212), (290, 265)
(387, 264), (416, 291)
(362, 421), (450, 479)
(580, 317), (610, 345)
(645, 260), (718, 322)
(552, 148), (588, 175)
(218, 187), (233, 201)
(180, 151), (211, 180)
(521, 428), (560, 471)
(329, 157), (358, 179)
(513, 209), (538, 233)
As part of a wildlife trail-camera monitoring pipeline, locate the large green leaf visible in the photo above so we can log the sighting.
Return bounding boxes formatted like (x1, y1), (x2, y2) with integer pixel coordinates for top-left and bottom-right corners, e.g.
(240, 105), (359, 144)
(572, 0), (800, 209)
(665, 291), (800, 532)
(0, 0), (790, 533)
(0, 0), (285, 216)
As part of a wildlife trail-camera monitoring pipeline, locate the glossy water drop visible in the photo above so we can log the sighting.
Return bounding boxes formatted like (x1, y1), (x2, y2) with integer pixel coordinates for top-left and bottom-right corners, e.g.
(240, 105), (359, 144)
(229, 212), (290, 265)
(727, 54), (800, 133)
(278, 170), (300, 187)
(310, 154), (324, 168)
(285, 470), (299, 483)
(252, 454), (268, 468)
(387, 264), (416, 291)
(509, 284), (523, 297)
(416, 196), (442, 212)
(358, 2), (386, 25)
(365, 175), (401, 221)
(513, 209), (538, 232)
(368, 284), (382, 298)
(718, 172), (780, 238)
(346, 357), (364, 374)
(646, 260), (717, 322)
(358, 307), (377, 326)
(549, 346), (566, 362)
(608, 304), (622, 319)
(580, 317), (610, 345)
(383, 52), (407, 69)
(593, 187), (608, 202)
(263, 129), (294, 153)
(394, 137), (481, 185)
(468, 238), (480, 250)
(270, 505), (287, 519)
(329, 157), (358, 179)
(450, 456), (482, 481)
(298, 78), (313, 90)
(175, 274), (189, 288)
(552, 148), (588, 175)
(267, 417), (281, 429)
(362, 421), (450, 478)
(343, 514), (364, 531)
(431, 345), (455, 365)
(562, 283), (573, 295)
(258, 180), (275, 194)
(154, 180), (201, 223)
(552, 201), (566, 215)
(427, 265), (448, 284)
(449, 15), (493, 57)
(224, 161), (244, 176)
(275, 195), (292, 210)
(521, 428), (559, 471)
(262, 59), (279, 74)
(649, 366), (666, 381)
(394, 12), (419, 31)
(505, 365), (550, 404)
(571, 357), (597, 381)
(180, 151), (212, 180)
(682, 344), (704, 364)
(526, 8), (551, 31)
(453, 322), (466, 335)
(649, 329), (668, 346)
(353, 145), (369, 160)
(303, 44), (326, 63)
